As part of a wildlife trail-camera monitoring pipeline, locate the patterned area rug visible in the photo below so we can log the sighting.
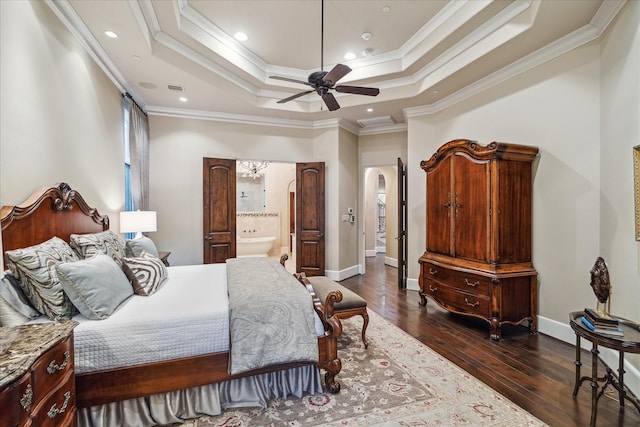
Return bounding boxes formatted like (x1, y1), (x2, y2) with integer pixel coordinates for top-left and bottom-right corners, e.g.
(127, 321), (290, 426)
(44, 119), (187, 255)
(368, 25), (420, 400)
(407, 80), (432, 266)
(183, 311), (547, 426)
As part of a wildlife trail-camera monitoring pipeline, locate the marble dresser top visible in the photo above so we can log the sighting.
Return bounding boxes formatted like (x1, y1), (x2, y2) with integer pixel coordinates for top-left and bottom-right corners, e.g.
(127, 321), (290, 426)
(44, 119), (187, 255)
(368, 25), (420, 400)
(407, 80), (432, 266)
(0, 320), (77, 389)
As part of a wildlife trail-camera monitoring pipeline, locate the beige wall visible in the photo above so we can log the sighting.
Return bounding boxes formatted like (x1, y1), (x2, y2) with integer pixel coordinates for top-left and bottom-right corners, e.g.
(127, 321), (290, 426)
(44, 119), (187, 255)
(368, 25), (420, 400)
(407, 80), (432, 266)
(0, 1), (123, 222)
(599, 0), (640, 382)
(149, 117), (360, 278)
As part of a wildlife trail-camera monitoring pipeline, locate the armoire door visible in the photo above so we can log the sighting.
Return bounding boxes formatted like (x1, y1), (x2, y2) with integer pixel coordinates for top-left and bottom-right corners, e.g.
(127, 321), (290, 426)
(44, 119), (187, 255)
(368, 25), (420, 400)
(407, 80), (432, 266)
(296, 162), (325, 276)
(202, 158), (236, 263)
(426, 156), (452, 256)
(452, 155), (490, 261)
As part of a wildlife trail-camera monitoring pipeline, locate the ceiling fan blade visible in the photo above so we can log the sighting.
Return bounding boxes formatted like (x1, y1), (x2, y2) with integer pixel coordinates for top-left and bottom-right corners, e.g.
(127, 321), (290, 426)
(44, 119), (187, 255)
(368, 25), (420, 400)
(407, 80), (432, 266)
(277, 90), (314, 104)
(270, 75), (314, 87)
(323, 64), (351, 86)
(321, 92), (340, 111)
(335, 85), (380, 96)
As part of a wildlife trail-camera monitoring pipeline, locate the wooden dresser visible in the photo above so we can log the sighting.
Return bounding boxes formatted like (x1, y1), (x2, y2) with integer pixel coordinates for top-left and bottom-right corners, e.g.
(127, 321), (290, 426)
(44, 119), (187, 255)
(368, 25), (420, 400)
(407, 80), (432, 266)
(418, 139), (538, 340)
(0, 321), (77, 427)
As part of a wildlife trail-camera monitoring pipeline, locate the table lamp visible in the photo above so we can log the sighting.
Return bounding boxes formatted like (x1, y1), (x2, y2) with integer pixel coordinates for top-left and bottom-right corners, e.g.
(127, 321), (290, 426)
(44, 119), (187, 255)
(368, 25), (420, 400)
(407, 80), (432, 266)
(119, 211), (157, 240)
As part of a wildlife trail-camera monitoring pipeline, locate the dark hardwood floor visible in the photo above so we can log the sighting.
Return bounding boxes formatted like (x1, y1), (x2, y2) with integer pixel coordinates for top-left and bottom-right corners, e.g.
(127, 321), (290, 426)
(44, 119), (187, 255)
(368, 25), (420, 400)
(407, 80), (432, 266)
(339, 255), (640, 427)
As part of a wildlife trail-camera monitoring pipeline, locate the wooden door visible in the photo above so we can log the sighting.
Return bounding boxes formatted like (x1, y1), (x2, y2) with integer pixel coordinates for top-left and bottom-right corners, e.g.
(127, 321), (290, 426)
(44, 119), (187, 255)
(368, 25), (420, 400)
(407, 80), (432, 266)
(397, 158), (407, 289)
(289, 191), (295, 252)
(203, 158), (236, 263)
(426, 156), (452, 256)
(296, 162), (325, 276)
(452, 154), (490, 261)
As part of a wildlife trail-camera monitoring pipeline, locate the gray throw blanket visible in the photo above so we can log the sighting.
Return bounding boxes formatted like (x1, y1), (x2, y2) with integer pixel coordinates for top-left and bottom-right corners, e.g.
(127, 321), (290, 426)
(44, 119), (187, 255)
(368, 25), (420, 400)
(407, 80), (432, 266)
(226, 257), (319, 375)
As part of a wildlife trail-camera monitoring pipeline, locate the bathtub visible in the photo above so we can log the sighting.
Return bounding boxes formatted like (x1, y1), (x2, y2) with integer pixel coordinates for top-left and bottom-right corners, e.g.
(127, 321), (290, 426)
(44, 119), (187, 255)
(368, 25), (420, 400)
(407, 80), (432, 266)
(237, 236), (276, 257)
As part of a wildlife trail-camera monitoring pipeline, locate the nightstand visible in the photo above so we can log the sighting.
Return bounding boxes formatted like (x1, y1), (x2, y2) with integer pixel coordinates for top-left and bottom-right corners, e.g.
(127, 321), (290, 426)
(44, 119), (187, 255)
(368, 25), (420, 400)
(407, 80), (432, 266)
(158, 251), (171, 266)
(0, 321), (78, 427)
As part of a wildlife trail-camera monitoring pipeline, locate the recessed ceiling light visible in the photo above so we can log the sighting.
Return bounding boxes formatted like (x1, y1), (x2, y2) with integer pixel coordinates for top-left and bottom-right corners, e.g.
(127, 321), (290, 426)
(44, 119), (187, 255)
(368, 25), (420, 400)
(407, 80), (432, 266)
(104, 30), (118, 38)
(361, 32), (372, 41)
(344, 52), (356, 60)
(234, 32), (248, 41)
(132, 55), (141, 60)
(139, 82), (157, 90)
(432, 90), (439, 94)
(367, 108), (373, 112)
(179, 96), (188, 102)
(362, 48), (373, 57)
(382, 6), (391, 13)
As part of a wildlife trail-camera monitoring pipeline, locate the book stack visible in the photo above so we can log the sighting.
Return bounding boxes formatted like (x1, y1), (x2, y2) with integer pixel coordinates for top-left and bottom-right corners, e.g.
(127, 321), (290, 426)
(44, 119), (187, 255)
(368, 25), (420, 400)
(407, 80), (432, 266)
(581, 308), (623, 336)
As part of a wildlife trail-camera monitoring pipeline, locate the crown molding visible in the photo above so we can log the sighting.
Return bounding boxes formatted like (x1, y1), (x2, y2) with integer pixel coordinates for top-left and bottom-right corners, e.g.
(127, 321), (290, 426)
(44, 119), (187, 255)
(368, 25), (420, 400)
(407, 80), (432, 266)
(403, 0), (626, 120)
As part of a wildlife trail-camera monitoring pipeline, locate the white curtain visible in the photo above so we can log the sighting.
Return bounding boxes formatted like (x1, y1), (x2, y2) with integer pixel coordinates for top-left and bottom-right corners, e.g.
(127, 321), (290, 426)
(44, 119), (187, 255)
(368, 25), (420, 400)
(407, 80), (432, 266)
(124, 95), (150, 211)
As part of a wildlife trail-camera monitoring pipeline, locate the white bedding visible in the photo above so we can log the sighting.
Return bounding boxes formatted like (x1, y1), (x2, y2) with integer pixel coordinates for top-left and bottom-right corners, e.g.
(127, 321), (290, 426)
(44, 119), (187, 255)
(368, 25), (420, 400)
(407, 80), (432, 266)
(73, 263), (230, 374)
(29, 262), (325, 375)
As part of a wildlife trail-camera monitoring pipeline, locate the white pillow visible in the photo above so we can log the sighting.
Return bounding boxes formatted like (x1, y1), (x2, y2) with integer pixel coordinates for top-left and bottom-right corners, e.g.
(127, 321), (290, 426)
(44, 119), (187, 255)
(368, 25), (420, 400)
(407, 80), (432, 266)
(56, 254), (133, 320)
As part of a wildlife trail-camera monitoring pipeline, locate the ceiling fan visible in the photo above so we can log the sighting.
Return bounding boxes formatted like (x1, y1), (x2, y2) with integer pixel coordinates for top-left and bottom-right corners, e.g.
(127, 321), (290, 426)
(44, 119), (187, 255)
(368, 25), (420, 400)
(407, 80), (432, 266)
(269, 0), (380, 111)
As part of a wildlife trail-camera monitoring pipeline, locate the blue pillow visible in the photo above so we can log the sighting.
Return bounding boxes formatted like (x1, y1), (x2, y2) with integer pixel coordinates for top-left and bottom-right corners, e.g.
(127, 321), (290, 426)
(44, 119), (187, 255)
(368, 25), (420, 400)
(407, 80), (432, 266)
(56, 254), (133, 320)
(125, 236), (159, 258)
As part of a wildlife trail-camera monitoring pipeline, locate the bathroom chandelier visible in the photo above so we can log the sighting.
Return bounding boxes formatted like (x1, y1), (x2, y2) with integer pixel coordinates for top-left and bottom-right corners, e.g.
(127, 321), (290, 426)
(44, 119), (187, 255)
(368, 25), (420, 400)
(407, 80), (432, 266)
(238, 160), (270, 179)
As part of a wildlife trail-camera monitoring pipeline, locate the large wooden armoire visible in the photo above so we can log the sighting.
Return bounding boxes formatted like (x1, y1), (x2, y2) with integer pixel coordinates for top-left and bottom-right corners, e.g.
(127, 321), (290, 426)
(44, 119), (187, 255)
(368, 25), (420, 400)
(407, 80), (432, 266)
(418, 139), (539, 340)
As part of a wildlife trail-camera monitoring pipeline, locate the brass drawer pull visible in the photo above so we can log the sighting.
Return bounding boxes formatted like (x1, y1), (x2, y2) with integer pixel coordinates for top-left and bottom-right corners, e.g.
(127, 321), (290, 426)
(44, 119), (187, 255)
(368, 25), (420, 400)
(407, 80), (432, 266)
(47, 391), (71, 419)
(429, 285), (437, 292)
(464, 278), (479, 287)
(20, 384), (33, 411)
(47, 351), (70, 374)
(429, 268), (438, 275)
(464, 298), (480, 307)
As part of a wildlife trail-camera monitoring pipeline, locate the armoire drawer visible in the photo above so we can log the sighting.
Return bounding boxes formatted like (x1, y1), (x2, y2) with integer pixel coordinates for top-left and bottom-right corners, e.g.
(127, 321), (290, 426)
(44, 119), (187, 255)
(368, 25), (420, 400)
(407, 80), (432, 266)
(423, 280), (490, 317)
(422, 262), (491, 296)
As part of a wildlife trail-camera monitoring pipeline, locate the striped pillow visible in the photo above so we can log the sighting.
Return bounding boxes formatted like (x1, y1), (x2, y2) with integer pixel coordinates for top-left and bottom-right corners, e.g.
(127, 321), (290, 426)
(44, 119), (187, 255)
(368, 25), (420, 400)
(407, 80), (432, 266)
(5, 237), (79, 320)
(122, 252), (168, 296)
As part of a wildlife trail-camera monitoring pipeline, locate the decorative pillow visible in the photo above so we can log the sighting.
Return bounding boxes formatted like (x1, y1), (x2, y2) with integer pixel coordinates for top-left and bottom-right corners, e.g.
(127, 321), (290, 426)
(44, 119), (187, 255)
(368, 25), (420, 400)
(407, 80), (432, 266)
(0, 273), (40, 319)
(5, 237), (79, 320)
(56, 254), (133, 320)
(122, 252), (168, 296)
(70, 230), (126, 265)
(125, 236), (159, 258)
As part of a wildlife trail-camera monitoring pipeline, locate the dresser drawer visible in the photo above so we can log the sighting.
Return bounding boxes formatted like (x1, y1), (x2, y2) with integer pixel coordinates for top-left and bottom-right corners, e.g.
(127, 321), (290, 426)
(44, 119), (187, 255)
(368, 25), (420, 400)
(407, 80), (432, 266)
(32, 370), (75, 427)
(423, 279), (490, 317)
(0, 372), (33, 427)
(422, 262), (490, 296)
(31, 335), (73, 405)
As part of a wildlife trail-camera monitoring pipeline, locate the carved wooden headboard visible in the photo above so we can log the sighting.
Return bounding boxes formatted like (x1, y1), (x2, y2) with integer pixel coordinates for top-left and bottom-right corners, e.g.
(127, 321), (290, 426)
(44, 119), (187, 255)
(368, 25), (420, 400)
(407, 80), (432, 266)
(1, 183), (109, 263)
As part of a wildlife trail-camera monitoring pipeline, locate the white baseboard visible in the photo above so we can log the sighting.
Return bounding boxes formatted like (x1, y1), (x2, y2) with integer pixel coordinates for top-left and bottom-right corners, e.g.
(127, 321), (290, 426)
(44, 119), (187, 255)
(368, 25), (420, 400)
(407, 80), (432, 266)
(376, 246), (386, 253)
(365, 250), (377, 257)
(385, 257), (398, 268)
(538, 314), (640, 397)
(324, 265), (360, 281)
(407, 277), (419, 291)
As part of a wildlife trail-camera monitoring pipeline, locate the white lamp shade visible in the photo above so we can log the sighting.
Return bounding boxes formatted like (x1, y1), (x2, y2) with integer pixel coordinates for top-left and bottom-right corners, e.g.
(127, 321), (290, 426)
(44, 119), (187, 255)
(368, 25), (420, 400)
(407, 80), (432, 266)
(119, 211), (157, 234)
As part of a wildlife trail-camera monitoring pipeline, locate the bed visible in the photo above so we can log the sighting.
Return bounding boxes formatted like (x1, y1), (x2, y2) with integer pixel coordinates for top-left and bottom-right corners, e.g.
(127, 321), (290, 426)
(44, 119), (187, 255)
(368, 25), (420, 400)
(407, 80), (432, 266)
(0, 183), (343, 425)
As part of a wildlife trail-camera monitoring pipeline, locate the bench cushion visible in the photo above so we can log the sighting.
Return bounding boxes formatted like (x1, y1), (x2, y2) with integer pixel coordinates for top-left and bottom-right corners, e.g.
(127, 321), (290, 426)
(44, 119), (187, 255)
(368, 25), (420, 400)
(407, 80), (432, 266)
(306, 276), (366, 311)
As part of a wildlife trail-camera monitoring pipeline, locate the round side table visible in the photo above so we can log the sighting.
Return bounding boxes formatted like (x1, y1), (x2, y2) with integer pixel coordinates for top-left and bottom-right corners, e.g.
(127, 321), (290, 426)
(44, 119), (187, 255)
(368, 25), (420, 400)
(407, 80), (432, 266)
(569, 311), (640, 426)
